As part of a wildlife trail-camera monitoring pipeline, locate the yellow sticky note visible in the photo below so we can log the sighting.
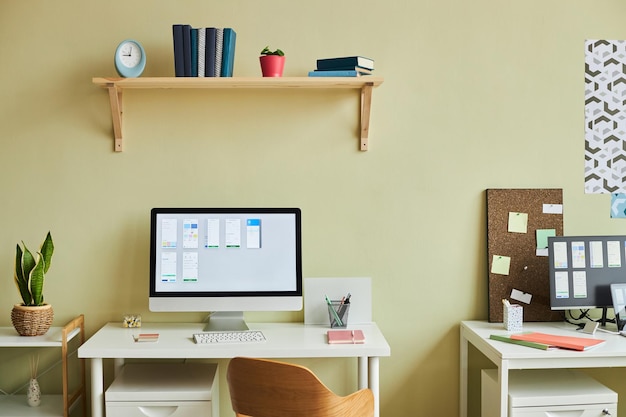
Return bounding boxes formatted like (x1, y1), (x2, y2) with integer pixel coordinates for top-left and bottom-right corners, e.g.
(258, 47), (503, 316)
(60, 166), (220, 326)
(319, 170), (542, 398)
(491, 255), (511, 275)
(508, 212), (528, 233)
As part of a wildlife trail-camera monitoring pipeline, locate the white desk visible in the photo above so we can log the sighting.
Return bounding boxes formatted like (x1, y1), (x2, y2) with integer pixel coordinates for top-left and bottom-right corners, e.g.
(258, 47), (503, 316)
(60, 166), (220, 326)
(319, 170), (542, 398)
(78, 322), (390, 417)
(460, 320), (626, 417)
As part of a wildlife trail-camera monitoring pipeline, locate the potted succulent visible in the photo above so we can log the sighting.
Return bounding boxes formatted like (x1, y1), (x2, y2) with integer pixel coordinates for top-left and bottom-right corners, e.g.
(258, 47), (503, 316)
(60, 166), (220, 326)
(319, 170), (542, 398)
(260, 46), (285, 77)
(11, 232), (54, 336)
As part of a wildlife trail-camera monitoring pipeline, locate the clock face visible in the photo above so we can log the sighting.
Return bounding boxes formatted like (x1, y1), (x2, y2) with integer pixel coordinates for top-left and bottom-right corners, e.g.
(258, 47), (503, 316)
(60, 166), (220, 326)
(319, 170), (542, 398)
(115, 39), (146, 77)
(118, 41), (142, 68)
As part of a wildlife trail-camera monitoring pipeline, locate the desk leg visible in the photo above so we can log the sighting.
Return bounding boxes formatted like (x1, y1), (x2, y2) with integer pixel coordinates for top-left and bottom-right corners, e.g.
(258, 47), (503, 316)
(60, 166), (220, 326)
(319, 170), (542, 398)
(113, 357), (124, 377)
(369, 356), (380, 417)
(90, 358), (104, 417)
(358, 356), (368, 390)
(498, 361), (510, 417)
(460, 327), (468, 417)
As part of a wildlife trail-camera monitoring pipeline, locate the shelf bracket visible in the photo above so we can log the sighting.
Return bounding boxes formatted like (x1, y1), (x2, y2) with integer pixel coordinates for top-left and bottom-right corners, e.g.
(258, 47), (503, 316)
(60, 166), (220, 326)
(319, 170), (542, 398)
(360, 83), (374, 151)
(106, 84), (124, 152)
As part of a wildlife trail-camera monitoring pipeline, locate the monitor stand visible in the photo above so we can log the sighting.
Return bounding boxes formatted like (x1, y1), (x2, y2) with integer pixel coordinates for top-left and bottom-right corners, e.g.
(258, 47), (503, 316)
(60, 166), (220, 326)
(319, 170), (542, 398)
(600, 307), (609, 329)
(204, 311), (249, 332)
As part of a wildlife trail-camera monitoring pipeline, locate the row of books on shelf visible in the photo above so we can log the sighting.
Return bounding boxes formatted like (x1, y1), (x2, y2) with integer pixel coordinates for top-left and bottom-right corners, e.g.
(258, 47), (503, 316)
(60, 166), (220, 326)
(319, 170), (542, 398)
(170, 27), (373, 80)
(308, 55), (375, 77)
(172, 24), (236, 77)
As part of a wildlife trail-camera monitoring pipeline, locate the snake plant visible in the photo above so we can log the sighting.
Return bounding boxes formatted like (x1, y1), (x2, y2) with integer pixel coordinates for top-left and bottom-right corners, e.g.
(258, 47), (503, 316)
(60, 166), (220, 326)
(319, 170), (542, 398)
(14, 232), (54, 306)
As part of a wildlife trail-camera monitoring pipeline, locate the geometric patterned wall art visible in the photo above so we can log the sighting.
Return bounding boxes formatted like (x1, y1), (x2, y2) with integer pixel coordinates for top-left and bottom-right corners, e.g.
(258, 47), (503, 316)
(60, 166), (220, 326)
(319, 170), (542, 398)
(585, 39), (626, 194)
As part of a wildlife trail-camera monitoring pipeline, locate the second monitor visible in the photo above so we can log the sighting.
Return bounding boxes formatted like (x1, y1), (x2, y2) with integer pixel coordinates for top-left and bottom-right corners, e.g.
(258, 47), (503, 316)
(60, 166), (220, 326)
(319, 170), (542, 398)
(548, 235), (626, 325)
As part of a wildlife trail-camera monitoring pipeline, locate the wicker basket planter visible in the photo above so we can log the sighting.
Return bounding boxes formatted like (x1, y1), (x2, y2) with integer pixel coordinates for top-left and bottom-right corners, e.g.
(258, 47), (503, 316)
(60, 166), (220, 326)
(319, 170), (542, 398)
(11, 304), (54, 336)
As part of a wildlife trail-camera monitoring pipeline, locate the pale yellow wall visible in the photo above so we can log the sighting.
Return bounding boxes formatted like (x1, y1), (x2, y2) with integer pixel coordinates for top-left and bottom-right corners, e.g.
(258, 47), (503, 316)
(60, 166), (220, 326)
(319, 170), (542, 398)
(3, 1), (626, 416)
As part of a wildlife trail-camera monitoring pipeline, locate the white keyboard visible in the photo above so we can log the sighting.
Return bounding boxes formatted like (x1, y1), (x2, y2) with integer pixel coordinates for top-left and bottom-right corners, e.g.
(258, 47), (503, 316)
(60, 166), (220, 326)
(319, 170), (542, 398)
(193, 330), (266, 344)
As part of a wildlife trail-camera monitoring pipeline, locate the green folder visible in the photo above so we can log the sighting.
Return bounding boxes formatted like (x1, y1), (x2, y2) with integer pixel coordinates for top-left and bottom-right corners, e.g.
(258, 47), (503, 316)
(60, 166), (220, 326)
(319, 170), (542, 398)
(489, 334), (552, 350)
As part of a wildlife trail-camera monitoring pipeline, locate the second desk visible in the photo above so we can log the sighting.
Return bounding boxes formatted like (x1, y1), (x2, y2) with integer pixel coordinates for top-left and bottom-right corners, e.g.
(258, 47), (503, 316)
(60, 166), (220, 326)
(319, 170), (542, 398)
(460, 320), (626, 417)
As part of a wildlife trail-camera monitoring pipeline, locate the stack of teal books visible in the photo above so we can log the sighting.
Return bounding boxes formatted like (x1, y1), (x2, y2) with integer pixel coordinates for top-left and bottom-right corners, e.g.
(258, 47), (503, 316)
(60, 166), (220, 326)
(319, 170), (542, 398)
(172, 24), (236, 77)
(308, 56), (374, 77)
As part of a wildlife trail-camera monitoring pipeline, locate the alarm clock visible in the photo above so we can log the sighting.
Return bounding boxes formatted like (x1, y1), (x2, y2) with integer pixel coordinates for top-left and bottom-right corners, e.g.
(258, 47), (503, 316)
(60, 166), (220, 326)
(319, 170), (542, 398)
(114, 39), (146, 78)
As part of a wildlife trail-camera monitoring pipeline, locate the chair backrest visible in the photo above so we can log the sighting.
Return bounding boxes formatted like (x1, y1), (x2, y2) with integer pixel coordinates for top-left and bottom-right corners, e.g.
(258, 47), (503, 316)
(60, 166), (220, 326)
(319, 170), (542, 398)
(227, 357), (374, 417)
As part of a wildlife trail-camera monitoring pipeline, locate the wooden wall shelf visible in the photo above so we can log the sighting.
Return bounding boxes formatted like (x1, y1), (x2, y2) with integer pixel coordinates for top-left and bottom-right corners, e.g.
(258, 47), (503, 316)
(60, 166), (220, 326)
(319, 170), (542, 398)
(92, 77), (383, 152)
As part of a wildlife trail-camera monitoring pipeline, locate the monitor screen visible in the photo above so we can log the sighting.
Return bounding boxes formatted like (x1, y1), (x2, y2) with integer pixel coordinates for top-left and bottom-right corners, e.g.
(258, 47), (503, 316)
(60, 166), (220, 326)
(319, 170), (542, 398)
(548, 235), (626, 312)
(149, 208), (302, 330)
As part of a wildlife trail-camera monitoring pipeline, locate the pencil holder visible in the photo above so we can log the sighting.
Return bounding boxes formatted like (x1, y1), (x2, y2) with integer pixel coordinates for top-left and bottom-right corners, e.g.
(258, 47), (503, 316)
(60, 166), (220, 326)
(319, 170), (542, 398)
(328, 301), (350, 328)
(503, 304), (523, 332)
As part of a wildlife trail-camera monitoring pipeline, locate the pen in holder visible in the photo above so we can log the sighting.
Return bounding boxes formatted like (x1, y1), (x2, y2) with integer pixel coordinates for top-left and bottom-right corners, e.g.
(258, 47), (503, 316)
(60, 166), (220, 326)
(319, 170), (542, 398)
(328, 300), (350, 328)
(502, 299), (523, 332)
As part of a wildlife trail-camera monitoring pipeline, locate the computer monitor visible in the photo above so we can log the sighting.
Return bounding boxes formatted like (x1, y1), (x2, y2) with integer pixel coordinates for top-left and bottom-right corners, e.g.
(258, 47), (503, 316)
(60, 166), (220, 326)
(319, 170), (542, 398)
(149, 208), (302, 331)
(548, 235), (626, 325)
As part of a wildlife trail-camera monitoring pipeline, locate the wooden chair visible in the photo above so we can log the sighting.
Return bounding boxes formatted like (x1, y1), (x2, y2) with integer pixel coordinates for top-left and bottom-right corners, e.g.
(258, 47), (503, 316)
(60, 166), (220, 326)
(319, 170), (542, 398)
(226, 357), (374, 417)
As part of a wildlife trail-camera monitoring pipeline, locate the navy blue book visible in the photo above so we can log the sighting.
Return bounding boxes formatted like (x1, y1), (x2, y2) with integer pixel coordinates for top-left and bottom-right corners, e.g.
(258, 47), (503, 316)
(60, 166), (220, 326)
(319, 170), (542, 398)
(221, 28), (237, 77)
(190, 28), (198, 77)
(205, 28), (217, 77)
(172, 25), (185, 77)
(316, 56), (374, 71)
(315, 66), (373, 74)
(182, 24), (192, 77)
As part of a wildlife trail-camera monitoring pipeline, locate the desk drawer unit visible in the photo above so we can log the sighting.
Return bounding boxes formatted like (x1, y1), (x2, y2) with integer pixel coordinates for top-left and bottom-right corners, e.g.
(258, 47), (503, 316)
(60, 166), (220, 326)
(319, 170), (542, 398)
(481, 369), (617, 417)
(105, 363), (218, 417)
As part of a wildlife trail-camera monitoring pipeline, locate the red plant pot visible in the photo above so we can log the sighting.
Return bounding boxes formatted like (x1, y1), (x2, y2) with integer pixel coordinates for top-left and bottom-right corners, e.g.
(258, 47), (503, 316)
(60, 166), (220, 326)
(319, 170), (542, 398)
(260, 55), (285, 77)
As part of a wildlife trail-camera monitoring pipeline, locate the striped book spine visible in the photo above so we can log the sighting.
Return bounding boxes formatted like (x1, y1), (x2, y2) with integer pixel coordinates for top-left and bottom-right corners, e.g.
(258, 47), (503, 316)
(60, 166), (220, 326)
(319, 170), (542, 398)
(215, 28), (223, 77)
(198, 28), (206, 77)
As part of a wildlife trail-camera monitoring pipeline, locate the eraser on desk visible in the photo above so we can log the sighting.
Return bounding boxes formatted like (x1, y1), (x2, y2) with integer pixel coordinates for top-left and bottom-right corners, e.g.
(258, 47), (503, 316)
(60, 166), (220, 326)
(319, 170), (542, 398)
(133, 333), (159, 342)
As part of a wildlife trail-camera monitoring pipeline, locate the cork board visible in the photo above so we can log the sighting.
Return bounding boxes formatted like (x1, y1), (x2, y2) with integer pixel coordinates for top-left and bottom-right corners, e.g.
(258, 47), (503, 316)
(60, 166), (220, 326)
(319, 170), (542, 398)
(486, 189), (563, 322)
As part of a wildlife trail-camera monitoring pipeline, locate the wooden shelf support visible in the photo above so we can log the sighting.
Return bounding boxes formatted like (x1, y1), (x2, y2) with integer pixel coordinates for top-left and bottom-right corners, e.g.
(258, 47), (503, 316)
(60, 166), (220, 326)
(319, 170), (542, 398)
(360, 83), (374, 151)
(93, 77), (383, 152)
(105, 83), (123, 152)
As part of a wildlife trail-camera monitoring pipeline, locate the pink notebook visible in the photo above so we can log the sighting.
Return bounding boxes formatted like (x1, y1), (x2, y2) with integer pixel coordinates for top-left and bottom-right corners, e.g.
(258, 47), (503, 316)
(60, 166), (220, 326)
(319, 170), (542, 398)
(327, 329), (365, 344)
(510, 332), (605, 351)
